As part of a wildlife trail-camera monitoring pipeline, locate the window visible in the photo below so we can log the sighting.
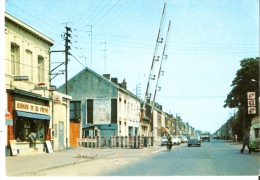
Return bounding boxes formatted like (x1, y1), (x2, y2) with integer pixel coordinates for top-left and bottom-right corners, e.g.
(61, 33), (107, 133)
(127, 102), (130, 115)
(124, 97), (126, 114)
(118, 98), (121, 113)
(11, 44), (20, 75)
(38, 56), (44, 82)
(26, 50), (33, 81)
(70, 101), (81, 122)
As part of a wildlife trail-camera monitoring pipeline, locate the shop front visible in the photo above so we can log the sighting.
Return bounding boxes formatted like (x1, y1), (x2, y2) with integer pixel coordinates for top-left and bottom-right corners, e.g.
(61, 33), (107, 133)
(12, 100), (51, 155)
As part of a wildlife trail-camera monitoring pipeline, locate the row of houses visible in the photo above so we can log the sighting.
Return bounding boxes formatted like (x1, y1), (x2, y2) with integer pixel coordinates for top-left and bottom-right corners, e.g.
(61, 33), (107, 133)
(4, 12), (197, 156)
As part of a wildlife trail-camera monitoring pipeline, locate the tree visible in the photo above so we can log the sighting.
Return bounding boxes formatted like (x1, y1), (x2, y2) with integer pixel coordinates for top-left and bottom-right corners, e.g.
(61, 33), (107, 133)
(224, 57), (259, 137)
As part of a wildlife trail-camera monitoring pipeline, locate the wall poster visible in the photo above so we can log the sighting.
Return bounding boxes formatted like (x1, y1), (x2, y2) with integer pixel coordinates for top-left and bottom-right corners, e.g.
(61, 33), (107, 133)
(93, 99), (111, 124)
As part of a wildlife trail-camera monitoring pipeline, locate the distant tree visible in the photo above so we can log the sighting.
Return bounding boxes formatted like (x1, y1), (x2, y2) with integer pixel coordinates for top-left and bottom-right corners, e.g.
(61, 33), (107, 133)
(224, 57), (259, 137)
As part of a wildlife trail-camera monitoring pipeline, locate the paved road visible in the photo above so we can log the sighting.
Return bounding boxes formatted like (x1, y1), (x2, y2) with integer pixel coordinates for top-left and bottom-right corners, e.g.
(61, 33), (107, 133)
(4, 140), (259, 177)
(97, 140), (259, 176)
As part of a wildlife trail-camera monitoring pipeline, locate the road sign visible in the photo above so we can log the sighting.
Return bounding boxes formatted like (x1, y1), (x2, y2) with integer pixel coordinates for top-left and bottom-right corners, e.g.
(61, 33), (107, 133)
(247, 92), (255, 99)
(248, 107), (256, 114)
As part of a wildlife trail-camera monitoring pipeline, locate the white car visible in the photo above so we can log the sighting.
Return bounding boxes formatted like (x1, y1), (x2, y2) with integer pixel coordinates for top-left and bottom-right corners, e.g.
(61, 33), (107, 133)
(178, 135), (188, 143)
(172, 136), (181, 145)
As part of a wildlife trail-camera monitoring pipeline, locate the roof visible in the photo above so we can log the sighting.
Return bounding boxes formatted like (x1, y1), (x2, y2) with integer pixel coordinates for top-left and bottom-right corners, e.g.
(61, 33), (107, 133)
(57, 66), (142, 101)
(5, 12), (54, 46)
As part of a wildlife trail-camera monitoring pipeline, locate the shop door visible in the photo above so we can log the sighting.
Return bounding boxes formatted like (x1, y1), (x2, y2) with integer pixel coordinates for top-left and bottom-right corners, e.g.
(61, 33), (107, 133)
(59, 121), (64, 149)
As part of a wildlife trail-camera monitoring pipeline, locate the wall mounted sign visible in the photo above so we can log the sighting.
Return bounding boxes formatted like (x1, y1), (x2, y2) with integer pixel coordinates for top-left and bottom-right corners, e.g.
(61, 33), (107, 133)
(247, 92), (256, 114)
(15, 101), (49, 115)
(14, 76), (29, 81)
(34, 82), (48, 90)
(49, 85), (56, 91)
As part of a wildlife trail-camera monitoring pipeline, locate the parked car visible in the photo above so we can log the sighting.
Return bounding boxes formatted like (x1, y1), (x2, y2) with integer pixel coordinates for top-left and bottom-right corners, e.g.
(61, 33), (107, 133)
(178, 135), (188, 143)
(161, 136), (168, 146)
(172, 136), (181, 145)
(182, 133), (191, 140)
(188, 135), (201, 147)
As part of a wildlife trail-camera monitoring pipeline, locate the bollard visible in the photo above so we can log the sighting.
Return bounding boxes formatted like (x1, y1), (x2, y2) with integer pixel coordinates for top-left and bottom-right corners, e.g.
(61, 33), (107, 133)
(134, 136), (136, 148)
(125, 136), (128, 148)
(110, 136), (113, 149)
(138, 136), (141, 148)
(121, 136), (124, 148)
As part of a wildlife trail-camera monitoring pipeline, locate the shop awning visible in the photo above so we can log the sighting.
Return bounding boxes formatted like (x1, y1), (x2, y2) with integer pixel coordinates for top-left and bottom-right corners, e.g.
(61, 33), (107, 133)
(16, 111), (50, 120)
(5, 120), (13, 126)
(142, 116), (149, 121)
(5, 109), (13, 126)
(161, 126), (171, 135)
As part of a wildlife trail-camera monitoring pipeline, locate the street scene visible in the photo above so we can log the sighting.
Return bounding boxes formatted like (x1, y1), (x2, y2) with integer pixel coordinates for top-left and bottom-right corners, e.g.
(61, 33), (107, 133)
(1, 0), (259, 179)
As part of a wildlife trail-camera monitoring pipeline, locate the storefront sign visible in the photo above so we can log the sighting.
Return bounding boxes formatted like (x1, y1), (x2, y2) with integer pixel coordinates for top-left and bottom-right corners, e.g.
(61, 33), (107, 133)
(14, 76), (29, 81)
(49, 85), (56, 91)
(35, 82), (48, 90)
(45, 141), (53, 153)
(53, 94), (62, 104)
(9, 140), (18, 156)
(77, 138), (97, 143)
(15, 101), (49, 115)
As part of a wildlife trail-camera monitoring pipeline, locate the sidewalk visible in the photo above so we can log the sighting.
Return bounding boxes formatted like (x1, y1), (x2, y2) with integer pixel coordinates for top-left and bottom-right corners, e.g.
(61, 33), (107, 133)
(5, 144), (165, 176)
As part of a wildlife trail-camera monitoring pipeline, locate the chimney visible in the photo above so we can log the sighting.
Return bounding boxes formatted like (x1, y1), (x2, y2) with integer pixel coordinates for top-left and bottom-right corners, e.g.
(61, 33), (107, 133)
(103, 74), (110, 80)
(111, 78), (118, 84)
(121, 78), (127, 90)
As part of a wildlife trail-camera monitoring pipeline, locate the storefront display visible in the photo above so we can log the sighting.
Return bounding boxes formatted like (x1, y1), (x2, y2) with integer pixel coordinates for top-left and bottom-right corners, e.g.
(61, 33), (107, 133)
(12, 101), (51, 155)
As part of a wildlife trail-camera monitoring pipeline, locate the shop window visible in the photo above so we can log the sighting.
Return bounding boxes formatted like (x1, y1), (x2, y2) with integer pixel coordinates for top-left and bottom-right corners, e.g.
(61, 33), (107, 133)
(15, 117), (46, 142)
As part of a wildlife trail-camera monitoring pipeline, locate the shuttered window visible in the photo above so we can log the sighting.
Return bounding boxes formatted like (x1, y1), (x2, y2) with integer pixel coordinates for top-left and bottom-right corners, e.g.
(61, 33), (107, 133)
(111, 99), (117, 124)
(87, 99), (93, 124)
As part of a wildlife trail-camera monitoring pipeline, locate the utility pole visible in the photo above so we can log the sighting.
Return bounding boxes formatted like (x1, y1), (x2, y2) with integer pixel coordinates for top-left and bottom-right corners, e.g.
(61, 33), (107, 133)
(64, 26), (72, 95)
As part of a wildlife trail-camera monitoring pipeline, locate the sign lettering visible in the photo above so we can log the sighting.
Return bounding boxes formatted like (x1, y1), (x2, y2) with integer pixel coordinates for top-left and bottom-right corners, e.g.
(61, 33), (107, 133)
(14, 76), (29, 81)
(77, 138), (97, 143)
(15, 101), (49, 115)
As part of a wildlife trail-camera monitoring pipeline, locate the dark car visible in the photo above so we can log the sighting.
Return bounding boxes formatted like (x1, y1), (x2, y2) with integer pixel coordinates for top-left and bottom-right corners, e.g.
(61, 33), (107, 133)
(188, 135), (201, 147)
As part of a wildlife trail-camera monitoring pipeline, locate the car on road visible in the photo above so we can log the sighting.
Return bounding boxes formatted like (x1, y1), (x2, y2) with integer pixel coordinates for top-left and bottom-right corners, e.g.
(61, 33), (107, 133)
(172, 136), (181, 145)
(178, 135), (188, 143)
(188, 135), (201, 147)
(182, 133), (191, 140)
(161, 136), (168, 146)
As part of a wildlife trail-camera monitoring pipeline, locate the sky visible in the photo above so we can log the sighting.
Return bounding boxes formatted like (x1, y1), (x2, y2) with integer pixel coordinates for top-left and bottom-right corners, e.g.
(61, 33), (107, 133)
(2, 0), (259, 134)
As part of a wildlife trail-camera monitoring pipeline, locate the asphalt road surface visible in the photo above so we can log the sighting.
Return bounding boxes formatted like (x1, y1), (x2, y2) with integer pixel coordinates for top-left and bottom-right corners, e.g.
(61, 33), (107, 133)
(33, 140), (259, 176)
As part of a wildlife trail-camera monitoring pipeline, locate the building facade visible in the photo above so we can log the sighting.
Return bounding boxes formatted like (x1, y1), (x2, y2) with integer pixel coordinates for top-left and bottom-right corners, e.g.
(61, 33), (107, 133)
(57, 68), (141, 142)
(5, 12), (70, 155)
